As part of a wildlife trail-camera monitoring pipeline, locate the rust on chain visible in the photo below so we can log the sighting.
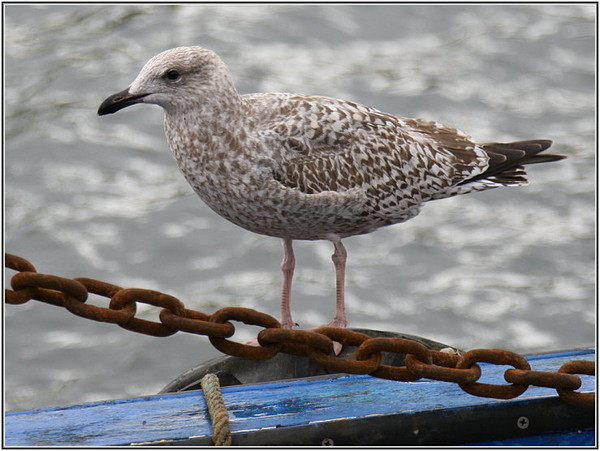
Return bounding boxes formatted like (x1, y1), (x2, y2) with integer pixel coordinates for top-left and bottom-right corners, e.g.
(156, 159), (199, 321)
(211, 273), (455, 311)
(75, 278), (122, 298)
(303, 327), (381, 374)
(405, 353), (481, 384)
(429, 349), (460, 367)
(5, 253), (37, 273)
(5, 254), (38, 304)
(356, 337), (431, 381)
(505, 368), (581, 390)
(12, 272), (87, 308)
(310, 327), (382, 373)
(62, 278), (136, 324)
(456, 349), (531, 399)
(159, 308), (234, 338)
(209, 307), (282, 360)
(556, 360), (595, 408)
(109, 289), (183, 337)
(258, 328), (333, 359)
(3, 254), (596, 409)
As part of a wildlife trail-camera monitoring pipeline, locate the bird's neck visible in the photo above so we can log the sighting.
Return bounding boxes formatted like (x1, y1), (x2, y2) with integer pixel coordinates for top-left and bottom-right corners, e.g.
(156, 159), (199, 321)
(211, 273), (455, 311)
(165, 86), (245, 154)
(163, 88), (250, 194)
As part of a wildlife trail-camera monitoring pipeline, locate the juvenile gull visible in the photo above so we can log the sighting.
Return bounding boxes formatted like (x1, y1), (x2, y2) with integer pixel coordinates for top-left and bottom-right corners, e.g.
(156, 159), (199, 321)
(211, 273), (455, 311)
(98, 46), (565, 334)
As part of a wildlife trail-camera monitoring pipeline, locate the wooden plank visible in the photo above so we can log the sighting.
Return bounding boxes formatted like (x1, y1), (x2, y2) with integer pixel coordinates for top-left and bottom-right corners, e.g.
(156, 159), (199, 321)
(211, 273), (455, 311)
(5, 349), (594, 446)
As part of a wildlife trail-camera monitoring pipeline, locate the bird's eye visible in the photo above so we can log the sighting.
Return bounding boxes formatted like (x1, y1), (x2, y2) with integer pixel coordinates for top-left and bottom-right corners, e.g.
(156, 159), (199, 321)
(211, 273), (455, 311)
(164, 70), (181, 81)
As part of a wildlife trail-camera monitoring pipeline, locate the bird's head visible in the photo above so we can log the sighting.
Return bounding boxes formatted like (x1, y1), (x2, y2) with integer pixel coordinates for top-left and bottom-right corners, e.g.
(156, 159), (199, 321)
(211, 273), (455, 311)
(97, 46), (233, 116)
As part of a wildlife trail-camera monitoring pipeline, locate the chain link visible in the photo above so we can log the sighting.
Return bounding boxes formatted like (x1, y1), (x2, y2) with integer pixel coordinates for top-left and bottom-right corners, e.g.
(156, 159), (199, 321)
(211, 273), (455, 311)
(556, 360), (595, 408)
(356, 337), (430, 381)
(4, 253), (595, 408)
(304, 327), (381, 374)
(455, 349), (531, 399)
(405, 351), (481, 384)
(209, 307), (282, 360)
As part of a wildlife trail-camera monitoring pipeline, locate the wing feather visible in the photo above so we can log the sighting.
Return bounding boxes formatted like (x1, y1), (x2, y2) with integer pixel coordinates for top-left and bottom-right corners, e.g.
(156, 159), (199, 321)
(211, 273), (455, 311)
(261, 96), (487, 200)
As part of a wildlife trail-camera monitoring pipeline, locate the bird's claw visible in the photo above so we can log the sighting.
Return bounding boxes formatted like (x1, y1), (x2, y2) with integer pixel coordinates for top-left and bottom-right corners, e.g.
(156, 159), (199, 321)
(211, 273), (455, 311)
(331, 341), (343, 355)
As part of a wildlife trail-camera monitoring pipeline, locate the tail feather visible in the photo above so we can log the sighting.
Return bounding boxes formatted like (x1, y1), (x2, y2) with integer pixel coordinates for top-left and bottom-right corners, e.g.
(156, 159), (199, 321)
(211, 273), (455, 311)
(460, 139), (565, 186)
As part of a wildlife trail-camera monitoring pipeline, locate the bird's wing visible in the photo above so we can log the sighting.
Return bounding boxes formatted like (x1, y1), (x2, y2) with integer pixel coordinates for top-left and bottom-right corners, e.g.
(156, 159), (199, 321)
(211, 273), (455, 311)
(248, 94), (489, 198)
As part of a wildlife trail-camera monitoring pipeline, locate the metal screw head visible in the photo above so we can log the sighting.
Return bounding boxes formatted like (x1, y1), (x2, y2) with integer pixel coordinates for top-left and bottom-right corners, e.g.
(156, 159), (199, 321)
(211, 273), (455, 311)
(517, 416), (530, 429)
(322, 438), (334, 446)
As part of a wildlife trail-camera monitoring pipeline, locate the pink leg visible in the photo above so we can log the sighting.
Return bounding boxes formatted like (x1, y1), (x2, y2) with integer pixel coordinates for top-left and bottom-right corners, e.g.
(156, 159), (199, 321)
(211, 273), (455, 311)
(280, 238), (296, 329)
(326, 239), (348, 329)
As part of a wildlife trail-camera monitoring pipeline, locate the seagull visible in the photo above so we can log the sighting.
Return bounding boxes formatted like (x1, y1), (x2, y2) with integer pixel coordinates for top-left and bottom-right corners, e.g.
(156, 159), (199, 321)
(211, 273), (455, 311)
(98, 46), (565, 336)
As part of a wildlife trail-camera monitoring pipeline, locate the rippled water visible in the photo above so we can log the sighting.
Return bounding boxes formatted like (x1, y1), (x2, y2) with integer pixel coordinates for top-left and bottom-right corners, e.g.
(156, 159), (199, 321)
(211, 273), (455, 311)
(5, 4), (595, 411)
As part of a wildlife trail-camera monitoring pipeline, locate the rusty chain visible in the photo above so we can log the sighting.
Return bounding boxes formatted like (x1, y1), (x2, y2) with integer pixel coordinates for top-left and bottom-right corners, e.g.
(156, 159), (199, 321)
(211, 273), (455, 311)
(4, 253), (595, 408)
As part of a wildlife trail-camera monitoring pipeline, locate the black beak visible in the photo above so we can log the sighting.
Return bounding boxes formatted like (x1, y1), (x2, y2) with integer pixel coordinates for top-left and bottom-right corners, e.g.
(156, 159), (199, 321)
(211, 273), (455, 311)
(97, 88), (149, 115)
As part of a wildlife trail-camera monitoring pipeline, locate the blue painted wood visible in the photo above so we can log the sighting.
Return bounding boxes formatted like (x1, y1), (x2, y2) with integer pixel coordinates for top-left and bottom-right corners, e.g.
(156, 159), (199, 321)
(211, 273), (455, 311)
(5, 349), (595, 446)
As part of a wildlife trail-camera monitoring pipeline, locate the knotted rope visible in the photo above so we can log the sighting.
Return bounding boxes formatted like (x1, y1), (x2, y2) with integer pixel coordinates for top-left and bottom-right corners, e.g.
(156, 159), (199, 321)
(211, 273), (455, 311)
(201, 373), (232, 446)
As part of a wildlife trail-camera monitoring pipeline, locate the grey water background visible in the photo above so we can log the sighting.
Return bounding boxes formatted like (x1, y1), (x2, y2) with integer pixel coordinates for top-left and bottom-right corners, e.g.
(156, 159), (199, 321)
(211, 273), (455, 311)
(4, 4), (595, 411)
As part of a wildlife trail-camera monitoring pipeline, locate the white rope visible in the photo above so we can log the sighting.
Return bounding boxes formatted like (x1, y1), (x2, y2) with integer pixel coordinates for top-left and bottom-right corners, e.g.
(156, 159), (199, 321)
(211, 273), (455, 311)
(201, 373), (232, 446)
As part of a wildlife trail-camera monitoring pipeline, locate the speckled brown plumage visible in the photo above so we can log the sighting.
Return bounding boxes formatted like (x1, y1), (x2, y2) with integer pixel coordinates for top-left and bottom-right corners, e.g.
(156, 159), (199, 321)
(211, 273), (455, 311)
(98, 46), (565, 336)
